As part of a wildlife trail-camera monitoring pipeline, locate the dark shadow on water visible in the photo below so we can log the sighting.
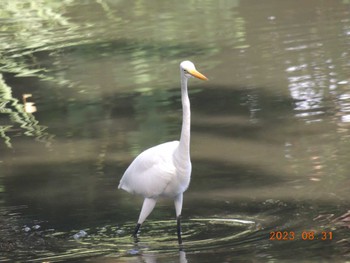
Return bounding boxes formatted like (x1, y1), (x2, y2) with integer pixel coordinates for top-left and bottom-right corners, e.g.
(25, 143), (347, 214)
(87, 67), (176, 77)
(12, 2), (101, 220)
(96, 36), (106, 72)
(1, 156), (285, 231)
(191, 158), (286, 190)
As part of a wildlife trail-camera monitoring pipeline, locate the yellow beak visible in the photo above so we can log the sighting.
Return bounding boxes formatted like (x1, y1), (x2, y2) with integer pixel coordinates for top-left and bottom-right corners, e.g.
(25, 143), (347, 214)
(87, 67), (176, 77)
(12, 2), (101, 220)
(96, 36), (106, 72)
(188, 69), (208, 81)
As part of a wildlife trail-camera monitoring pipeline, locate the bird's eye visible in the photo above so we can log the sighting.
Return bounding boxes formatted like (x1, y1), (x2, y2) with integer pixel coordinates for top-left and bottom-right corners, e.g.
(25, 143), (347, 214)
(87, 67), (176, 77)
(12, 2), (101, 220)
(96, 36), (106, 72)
(183, 69), (188, 73)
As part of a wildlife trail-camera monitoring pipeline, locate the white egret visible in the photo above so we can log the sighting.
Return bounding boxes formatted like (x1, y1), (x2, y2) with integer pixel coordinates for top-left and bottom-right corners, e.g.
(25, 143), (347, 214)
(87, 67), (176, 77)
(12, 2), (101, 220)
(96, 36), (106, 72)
(118, 61), (208, 244)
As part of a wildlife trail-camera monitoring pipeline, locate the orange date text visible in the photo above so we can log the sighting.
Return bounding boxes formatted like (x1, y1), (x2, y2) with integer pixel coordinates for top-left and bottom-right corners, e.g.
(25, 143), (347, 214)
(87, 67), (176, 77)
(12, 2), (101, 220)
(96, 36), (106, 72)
(269, 231), (333, 241)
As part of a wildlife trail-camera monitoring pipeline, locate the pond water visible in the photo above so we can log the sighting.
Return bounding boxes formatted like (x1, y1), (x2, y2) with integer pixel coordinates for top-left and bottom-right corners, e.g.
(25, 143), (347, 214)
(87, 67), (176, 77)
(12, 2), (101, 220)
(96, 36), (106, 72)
(0, 0), (350, 262)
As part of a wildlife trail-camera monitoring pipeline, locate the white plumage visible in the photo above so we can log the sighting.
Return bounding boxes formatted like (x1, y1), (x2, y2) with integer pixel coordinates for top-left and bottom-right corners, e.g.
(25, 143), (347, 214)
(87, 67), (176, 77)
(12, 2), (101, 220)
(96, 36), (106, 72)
(119, 141), (190, 198)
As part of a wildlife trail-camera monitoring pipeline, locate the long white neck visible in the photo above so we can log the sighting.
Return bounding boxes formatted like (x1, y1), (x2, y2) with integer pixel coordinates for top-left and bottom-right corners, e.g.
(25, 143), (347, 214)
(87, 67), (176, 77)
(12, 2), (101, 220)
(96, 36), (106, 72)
(177, 71), (191, 162)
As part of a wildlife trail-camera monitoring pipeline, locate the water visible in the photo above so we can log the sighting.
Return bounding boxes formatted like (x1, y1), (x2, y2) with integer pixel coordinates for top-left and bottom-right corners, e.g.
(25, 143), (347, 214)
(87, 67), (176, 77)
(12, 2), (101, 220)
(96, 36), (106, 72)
(0, 0), (350, 262)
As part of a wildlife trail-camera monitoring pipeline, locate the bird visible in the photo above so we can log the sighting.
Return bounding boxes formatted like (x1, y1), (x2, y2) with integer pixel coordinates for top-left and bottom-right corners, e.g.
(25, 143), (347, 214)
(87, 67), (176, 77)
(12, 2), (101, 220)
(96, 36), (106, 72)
(118, 60), (208, 244)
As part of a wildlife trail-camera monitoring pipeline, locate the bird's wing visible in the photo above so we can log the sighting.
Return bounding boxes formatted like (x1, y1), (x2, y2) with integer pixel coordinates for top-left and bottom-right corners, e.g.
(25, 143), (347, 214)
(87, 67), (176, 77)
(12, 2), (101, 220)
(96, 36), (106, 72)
(118, 141), (179, 198)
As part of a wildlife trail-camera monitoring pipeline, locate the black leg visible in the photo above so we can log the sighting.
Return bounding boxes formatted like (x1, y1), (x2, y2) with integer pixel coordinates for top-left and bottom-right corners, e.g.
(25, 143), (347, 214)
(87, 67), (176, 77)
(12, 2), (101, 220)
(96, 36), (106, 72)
(133, 223), (141, 237)
(177, 216), (182, 244)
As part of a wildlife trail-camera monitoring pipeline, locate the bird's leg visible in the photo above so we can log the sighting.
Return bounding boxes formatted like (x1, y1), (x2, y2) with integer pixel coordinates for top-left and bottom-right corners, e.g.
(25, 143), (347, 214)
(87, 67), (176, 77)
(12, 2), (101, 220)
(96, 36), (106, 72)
(132, 223), (141, 237)
(174, 194), (183, 244)
(177, 215), (182, 244)
(132, 198), (157, 237)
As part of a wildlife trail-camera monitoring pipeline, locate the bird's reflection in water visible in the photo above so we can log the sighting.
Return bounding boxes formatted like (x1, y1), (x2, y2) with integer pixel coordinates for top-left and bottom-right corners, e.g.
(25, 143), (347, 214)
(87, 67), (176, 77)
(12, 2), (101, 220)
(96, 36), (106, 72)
(136, 250), (187, 263)
(128, 241), (188, 263)
(179, 250), (188, 263)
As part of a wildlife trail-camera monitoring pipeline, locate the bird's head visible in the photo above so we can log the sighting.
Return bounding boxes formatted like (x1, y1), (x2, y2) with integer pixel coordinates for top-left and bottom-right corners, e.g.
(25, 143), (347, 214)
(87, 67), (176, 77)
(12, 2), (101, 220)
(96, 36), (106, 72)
(180, 61), (208, 81)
